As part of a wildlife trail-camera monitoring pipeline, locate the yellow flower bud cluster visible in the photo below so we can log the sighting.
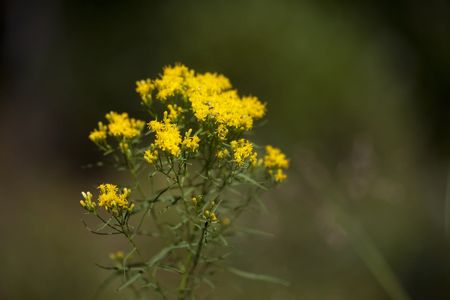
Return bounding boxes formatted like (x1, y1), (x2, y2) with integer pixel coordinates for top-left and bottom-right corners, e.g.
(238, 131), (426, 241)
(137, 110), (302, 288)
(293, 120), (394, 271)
(109, 251), (125, 261)
(80, 191), (96, 211)
(203, 209), (218, 223)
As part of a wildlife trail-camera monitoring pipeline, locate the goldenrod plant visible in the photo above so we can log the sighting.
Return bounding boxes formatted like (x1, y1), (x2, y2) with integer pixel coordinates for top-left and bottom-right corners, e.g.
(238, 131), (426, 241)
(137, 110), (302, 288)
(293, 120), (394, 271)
(80, 64), (289, 299)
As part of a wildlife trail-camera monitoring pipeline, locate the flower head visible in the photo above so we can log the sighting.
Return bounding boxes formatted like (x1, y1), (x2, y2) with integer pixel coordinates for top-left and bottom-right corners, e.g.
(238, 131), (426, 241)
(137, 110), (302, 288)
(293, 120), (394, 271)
(230, 139), (256, 167)
(144, 149), (158, 164)
(154, 64), (194, 101)
(97, 184), (133, 214)
(182, 129), (200, 152)
(165, 104), (183, 122)
(273, 168), (287, 182)
(263, 145), (289, 169)
(264, 146), (289, 182)
(89, 122), (108, 144)
(106, 112), (145, 139)
(148, 119), (182, 156)
(216, 148), (229, 159)
(136, 79), (154, 105)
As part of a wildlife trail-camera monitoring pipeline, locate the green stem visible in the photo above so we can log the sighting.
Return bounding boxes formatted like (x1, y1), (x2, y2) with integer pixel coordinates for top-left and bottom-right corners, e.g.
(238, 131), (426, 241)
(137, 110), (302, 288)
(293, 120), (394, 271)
(178, 221), (209, 299)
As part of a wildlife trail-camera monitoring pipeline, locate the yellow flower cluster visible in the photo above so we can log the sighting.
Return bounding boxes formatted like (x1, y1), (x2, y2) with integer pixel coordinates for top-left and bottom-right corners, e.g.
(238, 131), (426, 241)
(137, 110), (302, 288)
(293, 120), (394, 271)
(97, 184), (134, 214)
(182, 129), (200, 152)
(89, 122), (108, 144)
(80, 184), (134, 215)
(109, 251), (125, 261)
(136, 79), (154, 105)
(106, 112), (145, 139)
(148, 119), (182, 157)
(89, 112), (145, 146)
(165, 104), (183, 122)
(263, 145), (289, 182)
(187, 80), (265, 130)
(230, 139), (257, 167)
(217, 124), (228, 140)
(154, 64), (194, 101)
(144, 149), (158, 164)
(216, 149), (229, 159)
(136, 64), (266, 131)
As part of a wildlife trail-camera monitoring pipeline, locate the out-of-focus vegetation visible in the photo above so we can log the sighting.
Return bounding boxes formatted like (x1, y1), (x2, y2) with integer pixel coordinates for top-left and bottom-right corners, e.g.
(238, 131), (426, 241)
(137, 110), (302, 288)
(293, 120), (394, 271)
(1, 0), (449, 299)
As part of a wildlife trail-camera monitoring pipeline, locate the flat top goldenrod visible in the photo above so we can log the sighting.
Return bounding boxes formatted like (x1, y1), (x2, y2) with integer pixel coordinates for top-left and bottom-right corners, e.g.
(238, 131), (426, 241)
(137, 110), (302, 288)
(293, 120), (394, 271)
(80, 63), (289, 299)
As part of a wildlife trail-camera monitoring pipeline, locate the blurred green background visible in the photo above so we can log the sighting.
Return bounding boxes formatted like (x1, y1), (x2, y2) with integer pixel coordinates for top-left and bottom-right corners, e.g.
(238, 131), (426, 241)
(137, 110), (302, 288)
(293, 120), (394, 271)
(1, 0), (450, 299)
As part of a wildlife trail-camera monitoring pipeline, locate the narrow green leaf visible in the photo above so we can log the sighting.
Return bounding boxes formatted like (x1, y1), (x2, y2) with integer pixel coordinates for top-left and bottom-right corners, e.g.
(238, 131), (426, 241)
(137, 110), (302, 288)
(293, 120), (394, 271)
(157, 264), (182, 274)
(236, 173), (268, 190)
(146, 242), (190, 268)
(117, 272), (143, 291)
(227, 267), (290, 286)
(254, 196), (269, 214)
(140, 281), (158, 289)
(218, 234), (228, 246)
(202, 276), (215, 289)
(237, 226), (275, 238)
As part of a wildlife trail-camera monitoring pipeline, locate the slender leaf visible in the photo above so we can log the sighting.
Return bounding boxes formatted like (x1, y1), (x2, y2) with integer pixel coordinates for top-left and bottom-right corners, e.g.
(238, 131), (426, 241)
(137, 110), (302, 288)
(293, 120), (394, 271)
(236, 173), (268, 190)
(227, 267), (290, 286)
(146, 242), (190, 268)
(117, 272), (143, 291)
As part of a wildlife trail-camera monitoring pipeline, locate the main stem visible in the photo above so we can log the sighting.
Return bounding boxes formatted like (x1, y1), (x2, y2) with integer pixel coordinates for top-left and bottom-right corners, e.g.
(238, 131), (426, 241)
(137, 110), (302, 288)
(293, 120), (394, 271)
(178, 221), (208, 299)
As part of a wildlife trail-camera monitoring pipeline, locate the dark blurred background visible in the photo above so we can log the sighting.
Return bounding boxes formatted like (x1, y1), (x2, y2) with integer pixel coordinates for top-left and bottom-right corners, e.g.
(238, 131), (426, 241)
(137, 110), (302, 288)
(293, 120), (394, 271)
(1, 0), (450, 299)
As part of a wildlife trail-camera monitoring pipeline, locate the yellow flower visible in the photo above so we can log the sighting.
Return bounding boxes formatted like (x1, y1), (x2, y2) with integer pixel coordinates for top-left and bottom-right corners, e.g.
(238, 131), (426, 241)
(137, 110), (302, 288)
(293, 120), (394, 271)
(148, 119), (182, 156)
(182, 129), (200, 152)
(217, 124), (228, 140)
(186, 72), (265, 130)
(144, 149), (158, 164)
(136, 79), (154, 104)
(273, 168), (287, 182)
(263, 145), (289, 169)
(154, 64), (194, 101)
(216, 148), (229, 159)
(241, 96), (266, 120)
(166, 104), (183, 122)
(140, 64), (266, 131)
(230, 139), (255, 166)
(222, 217), (231, 226)
(89, 122), (108, 144)
(264, 146), (289, 182)
(250, 152), (258, 167)
(97, 184), (133, 214)
(109, 251), (125, 261)
(106, 112), (145, 139)
(80, 191), (96, 211)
